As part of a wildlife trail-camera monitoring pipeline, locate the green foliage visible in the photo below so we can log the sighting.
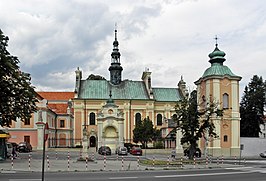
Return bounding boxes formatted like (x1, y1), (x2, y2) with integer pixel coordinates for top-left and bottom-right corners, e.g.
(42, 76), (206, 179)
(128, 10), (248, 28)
(175, 90), (222, 159)
(153, 141), (164, 149)
(133, 116), (161, 148)
(240, 75), (266, 137)
(0, 29), (38, 127)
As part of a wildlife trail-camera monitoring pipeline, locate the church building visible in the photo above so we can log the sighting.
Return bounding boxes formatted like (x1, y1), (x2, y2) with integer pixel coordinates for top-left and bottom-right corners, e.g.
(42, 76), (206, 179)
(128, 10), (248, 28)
(73, 29), (188, 151)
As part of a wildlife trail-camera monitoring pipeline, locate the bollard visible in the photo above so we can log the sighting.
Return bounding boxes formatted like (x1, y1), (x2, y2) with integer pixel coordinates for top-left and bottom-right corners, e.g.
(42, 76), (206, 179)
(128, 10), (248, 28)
(234, 156), (237, 165)
(217, 156), (219, 165)
(67, 153), (70, 171)
(103, 155), (106, 171)
(194, 156), (196, 168)
(28, 154), (31, 171)
(56, 151), (58, 160)
(206, 156), (208, 168)
(167, 156), (170, 169)
(122, 156), (124, 170)
(180, 156), (183, 168)
(11, 155), (14, 169)
(47, 155), (50, 171)
(86, 157), (88, 170)
(153, 156), (155, 169)
(221, 155), (224, 165)
(137, 156), (140, 170)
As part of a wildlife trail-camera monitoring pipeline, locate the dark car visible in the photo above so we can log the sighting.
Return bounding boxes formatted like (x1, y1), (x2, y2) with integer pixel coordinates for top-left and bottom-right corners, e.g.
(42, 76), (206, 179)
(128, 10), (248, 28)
(98, 146), (111, 155)
(259, 151), (266, 158)
(18, 142), (32, 153)
(184, 148), (201, 158)
(130, 147), (142, 156)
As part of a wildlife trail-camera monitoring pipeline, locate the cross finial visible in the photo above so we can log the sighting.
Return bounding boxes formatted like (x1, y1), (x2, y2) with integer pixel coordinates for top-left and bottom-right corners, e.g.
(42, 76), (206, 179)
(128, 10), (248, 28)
(114, 23), (117, 40)
(214, 35), (218, 47)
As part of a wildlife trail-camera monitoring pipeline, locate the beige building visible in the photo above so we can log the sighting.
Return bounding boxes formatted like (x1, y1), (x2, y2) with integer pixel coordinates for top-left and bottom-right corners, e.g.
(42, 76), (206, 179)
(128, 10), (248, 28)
(195, 42), (241, 157)
(73, 30), (188, 152)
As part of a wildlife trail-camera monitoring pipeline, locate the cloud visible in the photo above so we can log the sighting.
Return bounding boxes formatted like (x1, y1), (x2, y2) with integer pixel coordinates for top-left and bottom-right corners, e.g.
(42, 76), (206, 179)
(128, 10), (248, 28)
(0, 0), (265, 95)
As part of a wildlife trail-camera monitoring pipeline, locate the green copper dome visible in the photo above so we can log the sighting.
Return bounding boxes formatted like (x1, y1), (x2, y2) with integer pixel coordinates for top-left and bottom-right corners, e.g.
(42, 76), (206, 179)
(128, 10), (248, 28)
(208, 44), (226, 64)
(202, 63), (237, 78)
(194, 43), (241, 84)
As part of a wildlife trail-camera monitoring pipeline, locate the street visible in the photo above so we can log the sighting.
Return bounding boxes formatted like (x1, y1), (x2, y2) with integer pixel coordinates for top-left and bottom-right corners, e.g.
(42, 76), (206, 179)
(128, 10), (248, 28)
(1, 149), (266, 181)
(1, 168), (266, 181)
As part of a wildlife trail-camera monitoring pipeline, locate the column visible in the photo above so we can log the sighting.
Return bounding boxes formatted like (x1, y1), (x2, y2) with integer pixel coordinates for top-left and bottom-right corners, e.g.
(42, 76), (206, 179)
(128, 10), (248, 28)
(36, 122), (45, 150)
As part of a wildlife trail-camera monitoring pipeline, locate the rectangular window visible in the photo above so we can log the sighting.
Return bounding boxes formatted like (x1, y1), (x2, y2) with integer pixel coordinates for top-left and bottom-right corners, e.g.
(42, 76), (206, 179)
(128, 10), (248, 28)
(60, 120), (65, 128)
(25, 118), (30, 125)
(24, 136), (30, 143)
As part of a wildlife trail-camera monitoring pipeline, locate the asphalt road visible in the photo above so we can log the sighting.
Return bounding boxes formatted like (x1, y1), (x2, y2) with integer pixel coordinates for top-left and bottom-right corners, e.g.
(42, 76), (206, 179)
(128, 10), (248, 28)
(1, 168), (266, 181)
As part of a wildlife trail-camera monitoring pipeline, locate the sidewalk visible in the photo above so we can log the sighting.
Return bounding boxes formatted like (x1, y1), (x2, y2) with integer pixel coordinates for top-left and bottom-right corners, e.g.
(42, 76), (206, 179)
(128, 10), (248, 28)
(0, 155), (242, 173)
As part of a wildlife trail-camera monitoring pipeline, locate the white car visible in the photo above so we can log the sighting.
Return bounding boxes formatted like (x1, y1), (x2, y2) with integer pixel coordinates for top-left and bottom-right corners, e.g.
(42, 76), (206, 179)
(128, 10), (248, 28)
(115, 146), (128, 155)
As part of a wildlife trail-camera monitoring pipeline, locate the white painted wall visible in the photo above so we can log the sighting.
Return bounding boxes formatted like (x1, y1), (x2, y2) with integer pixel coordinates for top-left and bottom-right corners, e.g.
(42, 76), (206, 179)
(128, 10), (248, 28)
(240, 137), (266, 157)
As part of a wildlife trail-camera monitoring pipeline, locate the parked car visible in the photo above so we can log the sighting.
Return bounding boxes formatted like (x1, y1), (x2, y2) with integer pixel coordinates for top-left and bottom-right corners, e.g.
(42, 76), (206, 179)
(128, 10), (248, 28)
(259, 151), (266, 158)
(184, 148), (201, 158)
(115, 146), (128, 155)
(98, 146), (111, 155)
(18, 142), (32, 153)
(130, 146), (142, 156)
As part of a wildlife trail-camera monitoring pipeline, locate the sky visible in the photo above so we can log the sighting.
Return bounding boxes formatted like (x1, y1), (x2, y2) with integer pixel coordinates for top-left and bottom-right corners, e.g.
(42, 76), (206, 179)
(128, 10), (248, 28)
(1, 0), (266, 97)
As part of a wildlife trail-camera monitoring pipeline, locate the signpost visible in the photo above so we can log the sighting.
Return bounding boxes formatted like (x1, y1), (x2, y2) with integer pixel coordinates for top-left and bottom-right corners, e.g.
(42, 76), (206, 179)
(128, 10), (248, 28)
(42, 123), (49, 181)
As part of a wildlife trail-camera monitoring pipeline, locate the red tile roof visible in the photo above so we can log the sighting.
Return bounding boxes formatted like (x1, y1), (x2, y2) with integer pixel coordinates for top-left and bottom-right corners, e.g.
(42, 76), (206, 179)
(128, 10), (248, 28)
(48, 104), (71, 114)
(38, 92), (74, 100)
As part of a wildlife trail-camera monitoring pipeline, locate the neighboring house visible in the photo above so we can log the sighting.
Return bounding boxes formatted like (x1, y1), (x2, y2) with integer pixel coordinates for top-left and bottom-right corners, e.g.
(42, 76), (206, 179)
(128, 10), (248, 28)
(37, 92), (74, 148)
(161, 118), (177, 148)
(0, 93), (47, 149)
(0, 92), (74, 150)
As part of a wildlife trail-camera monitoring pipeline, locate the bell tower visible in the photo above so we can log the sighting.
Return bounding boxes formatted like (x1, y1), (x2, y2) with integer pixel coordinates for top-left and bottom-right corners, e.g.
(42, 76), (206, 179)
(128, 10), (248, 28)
(109, 28), (123, 85)
(195, 38), (242, 157)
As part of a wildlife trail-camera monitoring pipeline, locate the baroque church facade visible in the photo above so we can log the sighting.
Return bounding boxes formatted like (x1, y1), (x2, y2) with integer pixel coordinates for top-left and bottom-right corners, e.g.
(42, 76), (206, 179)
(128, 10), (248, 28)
(73, 29), (188, 151)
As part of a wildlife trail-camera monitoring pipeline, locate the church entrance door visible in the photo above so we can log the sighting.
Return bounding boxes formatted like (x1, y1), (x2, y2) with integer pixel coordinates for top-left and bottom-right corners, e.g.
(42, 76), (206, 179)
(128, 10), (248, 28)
(90, 136), (96, 147)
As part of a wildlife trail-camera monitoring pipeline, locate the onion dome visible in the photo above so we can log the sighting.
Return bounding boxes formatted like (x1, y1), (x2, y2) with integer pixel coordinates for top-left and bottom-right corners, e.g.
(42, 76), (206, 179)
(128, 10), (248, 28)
(208, 43), (226, 64)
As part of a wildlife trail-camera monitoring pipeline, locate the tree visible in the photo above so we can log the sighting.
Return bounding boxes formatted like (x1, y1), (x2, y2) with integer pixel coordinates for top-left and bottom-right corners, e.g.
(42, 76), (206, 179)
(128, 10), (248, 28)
(133, 116), (160, 148)
(240, 75), (266, 137)
(0, 29), (38, 127)
(174, 90), (223, 159)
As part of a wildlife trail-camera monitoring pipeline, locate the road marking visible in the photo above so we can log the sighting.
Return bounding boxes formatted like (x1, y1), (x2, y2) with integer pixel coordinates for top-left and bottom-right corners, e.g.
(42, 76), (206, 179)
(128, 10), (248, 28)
(9, 180), (41, 181)
(1, 171), (16, 174)
(109, 177), (138, 180)
(155, 171), (255, 178)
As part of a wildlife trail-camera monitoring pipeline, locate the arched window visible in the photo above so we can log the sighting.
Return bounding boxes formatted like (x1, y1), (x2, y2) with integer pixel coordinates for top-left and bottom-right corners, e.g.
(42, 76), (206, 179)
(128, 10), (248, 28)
(135, 113), (141, 125)
(223, 93), (229, 109)
(223, 135), (228, 142)
(157, 114), (162, 126)
(89, 112), (95, 125)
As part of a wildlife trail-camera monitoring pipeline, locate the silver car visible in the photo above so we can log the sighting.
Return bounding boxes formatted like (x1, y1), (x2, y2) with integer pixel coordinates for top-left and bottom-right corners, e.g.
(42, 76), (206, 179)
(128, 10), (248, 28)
(115, 146), (128, 155)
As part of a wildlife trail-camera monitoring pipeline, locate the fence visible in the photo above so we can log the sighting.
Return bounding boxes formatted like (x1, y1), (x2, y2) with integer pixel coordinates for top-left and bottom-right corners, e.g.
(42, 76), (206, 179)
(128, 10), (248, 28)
(48, 138), (82, 148)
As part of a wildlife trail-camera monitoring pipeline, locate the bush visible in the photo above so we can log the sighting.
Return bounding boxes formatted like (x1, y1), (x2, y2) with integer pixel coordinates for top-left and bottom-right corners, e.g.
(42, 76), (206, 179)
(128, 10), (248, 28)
(153, 141), (164, 149)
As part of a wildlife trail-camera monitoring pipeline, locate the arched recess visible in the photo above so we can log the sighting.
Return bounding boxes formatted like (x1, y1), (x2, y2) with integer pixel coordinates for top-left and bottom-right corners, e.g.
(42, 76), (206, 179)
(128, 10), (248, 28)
(104, 126), (118, 138)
